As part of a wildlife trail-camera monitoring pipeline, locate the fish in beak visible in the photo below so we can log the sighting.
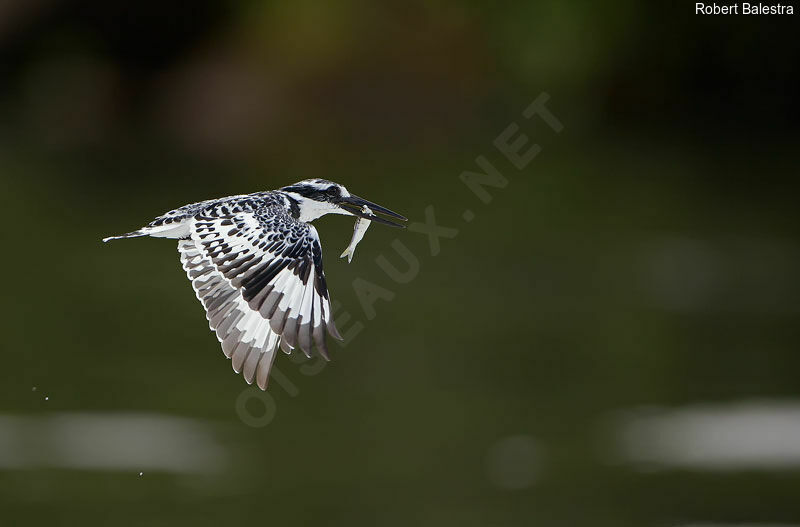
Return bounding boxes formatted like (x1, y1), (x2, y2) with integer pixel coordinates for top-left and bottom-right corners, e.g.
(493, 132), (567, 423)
(338, 195), (407, 228)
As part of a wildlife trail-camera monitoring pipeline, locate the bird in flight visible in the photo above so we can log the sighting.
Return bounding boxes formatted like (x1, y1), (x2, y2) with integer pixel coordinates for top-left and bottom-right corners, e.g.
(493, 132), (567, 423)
(103, 179), (406, 390)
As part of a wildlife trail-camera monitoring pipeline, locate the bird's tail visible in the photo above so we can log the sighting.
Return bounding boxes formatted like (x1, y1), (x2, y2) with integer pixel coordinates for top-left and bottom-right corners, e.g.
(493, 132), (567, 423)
(102, 230), (147, 243)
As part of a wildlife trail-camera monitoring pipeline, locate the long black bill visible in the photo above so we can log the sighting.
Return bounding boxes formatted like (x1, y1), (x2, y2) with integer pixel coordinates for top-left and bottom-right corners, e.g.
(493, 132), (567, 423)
(339, 195), (408, 228)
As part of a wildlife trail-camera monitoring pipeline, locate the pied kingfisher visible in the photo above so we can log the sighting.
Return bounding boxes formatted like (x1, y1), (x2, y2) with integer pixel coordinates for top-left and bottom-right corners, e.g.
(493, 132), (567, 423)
(103, 179), (406, 390)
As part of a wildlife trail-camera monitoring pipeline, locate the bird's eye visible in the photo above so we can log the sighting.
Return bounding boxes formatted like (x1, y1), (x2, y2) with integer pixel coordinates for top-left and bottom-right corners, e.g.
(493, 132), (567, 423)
(326, 186), (340, 196)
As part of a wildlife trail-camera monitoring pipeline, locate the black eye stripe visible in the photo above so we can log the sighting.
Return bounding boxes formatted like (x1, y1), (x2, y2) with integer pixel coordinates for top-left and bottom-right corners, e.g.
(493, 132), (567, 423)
(282, 184), (340, 201)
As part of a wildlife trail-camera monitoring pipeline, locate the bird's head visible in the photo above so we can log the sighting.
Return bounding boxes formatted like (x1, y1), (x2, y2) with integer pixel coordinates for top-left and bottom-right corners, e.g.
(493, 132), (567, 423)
(279, 179), (407, 227)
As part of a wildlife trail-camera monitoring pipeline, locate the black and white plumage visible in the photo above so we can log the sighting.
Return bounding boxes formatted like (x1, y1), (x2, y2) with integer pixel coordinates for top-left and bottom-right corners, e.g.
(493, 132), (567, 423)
(103, 179), (406, 390)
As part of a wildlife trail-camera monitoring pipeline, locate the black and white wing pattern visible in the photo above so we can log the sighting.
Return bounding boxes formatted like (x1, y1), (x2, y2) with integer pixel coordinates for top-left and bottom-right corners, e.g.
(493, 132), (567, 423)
(178, 205), (341, 390)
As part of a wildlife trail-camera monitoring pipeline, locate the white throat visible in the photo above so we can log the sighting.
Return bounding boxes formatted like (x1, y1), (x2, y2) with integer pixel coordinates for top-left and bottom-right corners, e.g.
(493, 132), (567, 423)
(284, 192), (351, 222)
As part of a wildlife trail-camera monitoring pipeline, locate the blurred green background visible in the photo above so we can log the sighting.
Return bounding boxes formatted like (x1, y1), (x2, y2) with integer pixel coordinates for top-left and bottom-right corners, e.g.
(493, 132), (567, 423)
(2, 1), (799, 526)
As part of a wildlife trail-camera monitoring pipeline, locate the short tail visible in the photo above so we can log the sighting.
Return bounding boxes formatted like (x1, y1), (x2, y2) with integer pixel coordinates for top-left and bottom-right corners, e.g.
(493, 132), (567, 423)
(102, 230), (147, 243)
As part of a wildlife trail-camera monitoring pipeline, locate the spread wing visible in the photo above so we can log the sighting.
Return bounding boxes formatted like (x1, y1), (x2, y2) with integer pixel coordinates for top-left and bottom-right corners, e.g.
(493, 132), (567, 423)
(178, 206), (341, 390)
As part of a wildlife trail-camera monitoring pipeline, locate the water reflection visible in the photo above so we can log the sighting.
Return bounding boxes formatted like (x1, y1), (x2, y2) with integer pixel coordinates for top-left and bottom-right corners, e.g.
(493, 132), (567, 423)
(485, 435), (542, 490)
(0, 413), (228, 473)
(613, 400), (800, 471)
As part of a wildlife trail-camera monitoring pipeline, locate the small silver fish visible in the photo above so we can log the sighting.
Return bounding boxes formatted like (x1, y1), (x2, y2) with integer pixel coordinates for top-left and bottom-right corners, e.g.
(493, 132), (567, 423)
(340, 205), (372, 263)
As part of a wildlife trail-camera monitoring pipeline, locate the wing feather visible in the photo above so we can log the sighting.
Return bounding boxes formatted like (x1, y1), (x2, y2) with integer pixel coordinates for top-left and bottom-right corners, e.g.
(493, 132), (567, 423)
(177, 206), (339, 390)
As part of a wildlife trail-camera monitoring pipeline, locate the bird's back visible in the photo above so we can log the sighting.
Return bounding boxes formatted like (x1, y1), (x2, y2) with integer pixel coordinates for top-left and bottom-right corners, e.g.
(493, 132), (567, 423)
(145, 191), (285, 236)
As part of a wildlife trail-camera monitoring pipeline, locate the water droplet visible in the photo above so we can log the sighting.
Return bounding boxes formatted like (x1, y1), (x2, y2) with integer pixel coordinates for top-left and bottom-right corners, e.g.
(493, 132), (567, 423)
(138, 472), (143, 477)
(44, 396), (49, 401)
